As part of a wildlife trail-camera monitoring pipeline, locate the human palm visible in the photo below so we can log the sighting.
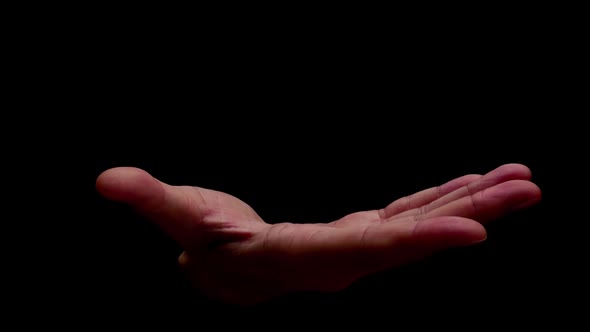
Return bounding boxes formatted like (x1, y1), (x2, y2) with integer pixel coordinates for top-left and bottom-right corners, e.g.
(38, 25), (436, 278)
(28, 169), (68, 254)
(96, 164), (540, 305)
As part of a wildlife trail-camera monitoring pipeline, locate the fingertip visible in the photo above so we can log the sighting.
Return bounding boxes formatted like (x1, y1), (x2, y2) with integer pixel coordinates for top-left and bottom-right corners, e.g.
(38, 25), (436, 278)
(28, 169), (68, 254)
(95, 167), (163, 205)
(507, 180), (542, 210)
(413, 217), (487, 246)
(496, 163), (532, 180)
(493, 180), (542, 206)
(520, 181), (542, 201)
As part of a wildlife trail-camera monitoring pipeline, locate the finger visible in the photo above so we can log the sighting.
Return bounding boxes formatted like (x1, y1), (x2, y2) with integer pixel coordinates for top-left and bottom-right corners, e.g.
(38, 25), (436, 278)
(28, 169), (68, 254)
(391, 180), (541, 224)
(331, 174), (481, 227)
(307, 216), (487, 277)
(96, 167), (207, 248)
(390, 163), (532, 220)
(380, 174), (482, 218)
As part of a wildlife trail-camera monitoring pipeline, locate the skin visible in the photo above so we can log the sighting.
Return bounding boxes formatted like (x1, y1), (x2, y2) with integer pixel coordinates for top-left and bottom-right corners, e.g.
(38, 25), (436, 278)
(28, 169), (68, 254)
(96, 163), (541, 305)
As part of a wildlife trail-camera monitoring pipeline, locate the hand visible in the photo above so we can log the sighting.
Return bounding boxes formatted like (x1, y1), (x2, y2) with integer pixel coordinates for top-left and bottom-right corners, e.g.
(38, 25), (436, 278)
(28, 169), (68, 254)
(96, 164), (541, 305)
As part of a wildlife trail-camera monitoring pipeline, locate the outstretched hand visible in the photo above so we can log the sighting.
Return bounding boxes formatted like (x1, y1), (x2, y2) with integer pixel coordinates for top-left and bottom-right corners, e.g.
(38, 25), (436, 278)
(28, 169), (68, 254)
(96, 164), (541, 305)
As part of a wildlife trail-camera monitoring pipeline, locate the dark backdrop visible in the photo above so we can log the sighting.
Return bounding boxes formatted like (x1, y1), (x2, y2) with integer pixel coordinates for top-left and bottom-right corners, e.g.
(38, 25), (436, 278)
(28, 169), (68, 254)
(62, 15), (583, 327)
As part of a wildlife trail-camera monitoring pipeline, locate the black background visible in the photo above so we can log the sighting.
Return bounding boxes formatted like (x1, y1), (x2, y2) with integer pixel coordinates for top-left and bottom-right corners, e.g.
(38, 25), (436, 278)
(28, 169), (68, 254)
(32, 8), (584, 327)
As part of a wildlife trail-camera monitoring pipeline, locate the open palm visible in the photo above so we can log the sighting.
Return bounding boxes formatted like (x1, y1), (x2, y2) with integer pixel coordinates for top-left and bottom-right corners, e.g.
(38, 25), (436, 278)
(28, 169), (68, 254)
(96, 164), (540, 305)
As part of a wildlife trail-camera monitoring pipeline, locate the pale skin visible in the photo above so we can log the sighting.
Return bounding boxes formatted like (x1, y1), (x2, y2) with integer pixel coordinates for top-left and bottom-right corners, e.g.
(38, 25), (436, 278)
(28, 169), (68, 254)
(96, 163), (541, 305)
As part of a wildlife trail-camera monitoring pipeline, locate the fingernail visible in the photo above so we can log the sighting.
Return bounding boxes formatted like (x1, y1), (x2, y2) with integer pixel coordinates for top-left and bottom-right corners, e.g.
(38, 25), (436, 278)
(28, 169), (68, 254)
(470, 235), (487, 244)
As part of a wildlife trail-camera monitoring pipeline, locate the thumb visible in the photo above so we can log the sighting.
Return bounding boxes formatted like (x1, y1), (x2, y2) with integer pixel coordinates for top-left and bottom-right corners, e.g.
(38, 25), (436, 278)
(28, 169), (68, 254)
(96, 167), (205, 248)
